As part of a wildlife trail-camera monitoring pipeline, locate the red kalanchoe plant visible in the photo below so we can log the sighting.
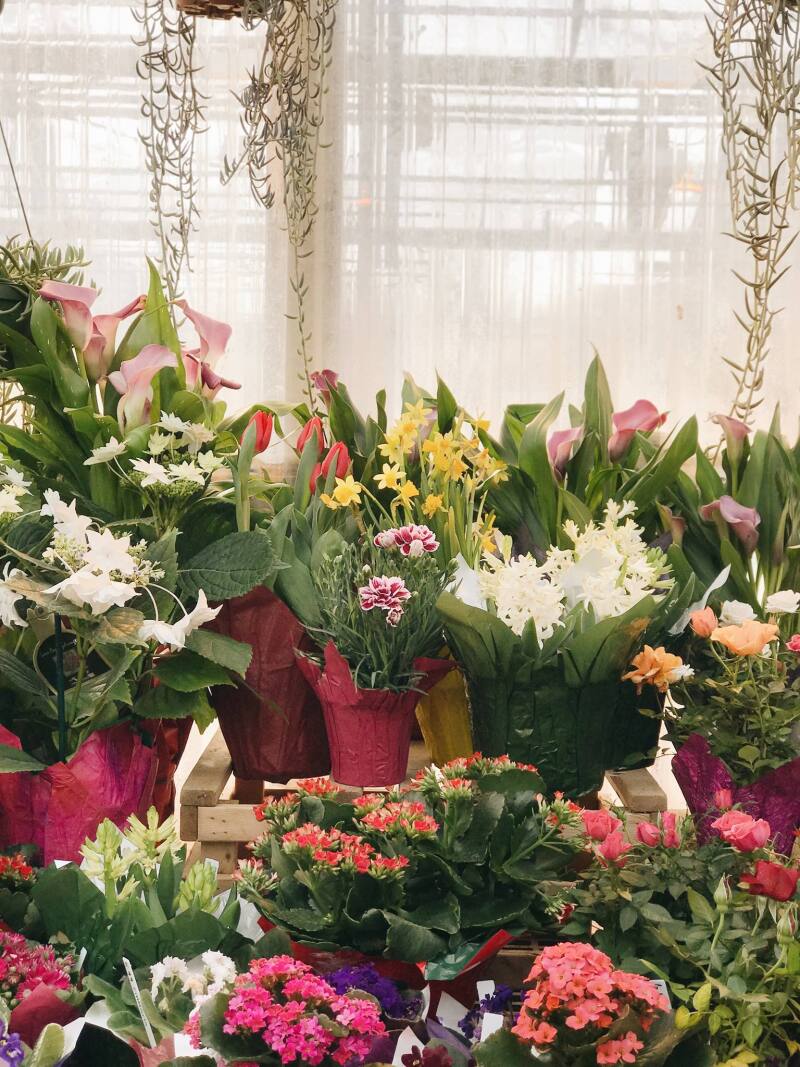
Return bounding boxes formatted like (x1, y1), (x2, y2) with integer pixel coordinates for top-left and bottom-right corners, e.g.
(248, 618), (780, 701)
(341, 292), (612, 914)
(0, 854), (34, 888)
(510, 942), (669, 1066)
(0, 932), (72, 1008)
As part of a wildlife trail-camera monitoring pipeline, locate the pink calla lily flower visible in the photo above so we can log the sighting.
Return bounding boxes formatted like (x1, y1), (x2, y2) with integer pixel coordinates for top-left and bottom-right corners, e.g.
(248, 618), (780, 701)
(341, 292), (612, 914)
(176, 299), (232, 367)
(712, 413), (750, 467)
(108, 344), (178, 431)
(608, 399), (667, 461)
(84, 295), (146, 383)
(199, 361), (241, 397)
(38, 280), (99, 353)
(547, 426), (583, 480)
(700, 495), (761, 555)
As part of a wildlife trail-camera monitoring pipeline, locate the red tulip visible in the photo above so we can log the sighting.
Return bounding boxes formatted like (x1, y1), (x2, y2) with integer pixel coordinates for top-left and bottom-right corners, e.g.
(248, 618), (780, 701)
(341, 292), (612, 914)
(311, 442), (350, 490)
(741, 860), (800, 902)
(243, 411), (273, 454)
(297, 416), (325, 457)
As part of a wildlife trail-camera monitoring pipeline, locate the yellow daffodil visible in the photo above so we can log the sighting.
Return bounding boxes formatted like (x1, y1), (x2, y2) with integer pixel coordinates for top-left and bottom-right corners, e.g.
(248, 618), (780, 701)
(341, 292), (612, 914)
(395, 480), (420, 507)
(331, 475), (363, 507)
(374, 463), (404, 491)
(403, 398), (431, 423)
(422, 492), (443, 518)
(379, 430), (408, 465)
(475, 415), (491, 432)
(478, 512), (498, 554)
(448, 455), (468, 479)
(320, 492), (340, 510)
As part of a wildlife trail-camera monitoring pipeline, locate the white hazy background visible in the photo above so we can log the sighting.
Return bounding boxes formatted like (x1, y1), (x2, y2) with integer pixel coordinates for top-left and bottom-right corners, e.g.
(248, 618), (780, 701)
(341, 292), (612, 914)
(2, 0), (800, 438)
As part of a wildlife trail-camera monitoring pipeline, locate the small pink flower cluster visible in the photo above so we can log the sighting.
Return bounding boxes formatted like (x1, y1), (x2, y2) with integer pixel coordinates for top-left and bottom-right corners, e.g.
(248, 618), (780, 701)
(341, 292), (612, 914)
(374, 524), (440, 557)
(419, 752), (539, 783)
(512, 942), (669, 1065)
(254, 794), (300, 824)
(580, 811), (631, 867)
(281, 823), (410, 878)
(358, 575), (411, 626)
(199, 955), (385, 1066)
(0, 931), (72, 1007)
(358, 801), (440, 838)
(295, 778), (341, 799)
(711, 810), (771, 852)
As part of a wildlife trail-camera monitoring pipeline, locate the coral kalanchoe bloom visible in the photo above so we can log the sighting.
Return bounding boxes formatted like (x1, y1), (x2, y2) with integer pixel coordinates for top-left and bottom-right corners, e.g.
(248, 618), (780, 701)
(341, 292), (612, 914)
(374, 524), (439, 557)
(622, 645), (684, 693)
(711, 620), (780, 657)
(359, 575), (411, 623)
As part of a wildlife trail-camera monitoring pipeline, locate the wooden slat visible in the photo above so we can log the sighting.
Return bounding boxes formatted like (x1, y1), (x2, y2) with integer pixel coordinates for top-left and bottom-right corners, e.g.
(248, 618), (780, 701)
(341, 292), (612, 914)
(181, 729), (233, 807)
(198, 802), (263, 843)
(606, 768), (668, 813)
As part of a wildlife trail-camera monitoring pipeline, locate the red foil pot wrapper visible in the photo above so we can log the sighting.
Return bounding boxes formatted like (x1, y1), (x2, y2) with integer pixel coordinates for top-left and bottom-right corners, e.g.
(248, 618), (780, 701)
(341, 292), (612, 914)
(209, 587), (330, 781)
(0, 723), (157, 864)
(139, 716), (193, 820)
(296, 642), (452, 787)
(672, 733), (800, 855)
(9, 985), (80, 1048)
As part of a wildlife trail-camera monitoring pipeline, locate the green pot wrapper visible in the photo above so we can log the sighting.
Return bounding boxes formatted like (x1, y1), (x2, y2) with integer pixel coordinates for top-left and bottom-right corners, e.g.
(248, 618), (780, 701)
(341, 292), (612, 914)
(438, 583), (690, 797)
(416, 659), (474, 766)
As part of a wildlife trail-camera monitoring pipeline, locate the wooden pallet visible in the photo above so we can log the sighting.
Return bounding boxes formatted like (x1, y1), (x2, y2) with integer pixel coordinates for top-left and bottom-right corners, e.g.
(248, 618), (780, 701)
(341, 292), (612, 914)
(180, 732), (670, 887)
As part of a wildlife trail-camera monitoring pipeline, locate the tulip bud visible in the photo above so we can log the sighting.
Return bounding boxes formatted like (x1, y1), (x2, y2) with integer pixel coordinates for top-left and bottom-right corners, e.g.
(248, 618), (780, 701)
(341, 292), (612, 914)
(297, 416), (325, 457)
(242, 411), (273, 454)
(713, 876), (732, 913)
(311, 442), (350, 491)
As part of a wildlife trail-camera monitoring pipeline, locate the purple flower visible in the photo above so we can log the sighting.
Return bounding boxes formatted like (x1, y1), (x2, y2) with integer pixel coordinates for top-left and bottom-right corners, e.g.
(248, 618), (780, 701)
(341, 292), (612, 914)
(327, 963), (422, 1020)
(458, 984), (513, 1041)
(700, 495), (760, 555)
(0, 1021), (24, 1066)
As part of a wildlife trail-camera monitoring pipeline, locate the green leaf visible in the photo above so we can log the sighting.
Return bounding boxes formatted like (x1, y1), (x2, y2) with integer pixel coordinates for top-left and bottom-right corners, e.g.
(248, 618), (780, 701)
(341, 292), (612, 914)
(0, 744), (46, 773)
(134, 685), (215, 726)
(624, 417), (698, 513)
(30, 298), (90, 409)
(474, 1029), (536, 1067)
(620, 904), (638, 931)
(436, 375), (458, 432)
(517, 391), (563, 541)
(686, 887), (716, 925)
(293, 436), (320, 512)
(0, 649), (51, 698)
(185, 629), (252, 675)
(583, 352), (613, 463)
(26, 1024), (65, 1067)
(154, 650), (236, 691)
(384, 914), (447, 962)
(93, 608), (146, 646)
(180, 530), (275, 601)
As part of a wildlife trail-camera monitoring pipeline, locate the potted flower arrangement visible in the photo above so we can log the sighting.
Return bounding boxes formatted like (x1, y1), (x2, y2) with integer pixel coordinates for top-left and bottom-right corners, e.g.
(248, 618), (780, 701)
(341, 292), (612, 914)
(237, 759), (586, 976)
(439, 501), (696, 796)
(657, 593), (800, 853)
(0, 491), (271, 860)
(473, 943), (679, 1067)
(295, 532), (453, 786)
(564, 809), (800, 1066)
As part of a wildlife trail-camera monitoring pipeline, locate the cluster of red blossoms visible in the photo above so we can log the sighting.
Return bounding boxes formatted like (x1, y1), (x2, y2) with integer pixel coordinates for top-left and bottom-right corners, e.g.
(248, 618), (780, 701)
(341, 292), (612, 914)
(0, 932), (72, 1009)
(512, 942), (669, 1065)
(280, 824), (409, 878)
(0, 854), (34, 886)
(357, 801), (439, 838)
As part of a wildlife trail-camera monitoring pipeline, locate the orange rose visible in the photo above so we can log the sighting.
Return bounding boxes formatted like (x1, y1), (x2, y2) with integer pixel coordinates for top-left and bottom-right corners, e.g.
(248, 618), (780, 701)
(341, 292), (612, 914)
(690, 606), (718, 637)
(710, 620), (780, 656)
(622, 645), (684, 693)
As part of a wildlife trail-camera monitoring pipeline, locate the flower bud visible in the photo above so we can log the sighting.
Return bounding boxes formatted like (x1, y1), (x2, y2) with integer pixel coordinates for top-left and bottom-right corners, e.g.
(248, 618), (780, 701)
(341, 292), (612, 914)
(777, 907), (798, 948)
(297, 416), (325, 457)
(713, 876), (732, 913)
(242, 410), (273, 454)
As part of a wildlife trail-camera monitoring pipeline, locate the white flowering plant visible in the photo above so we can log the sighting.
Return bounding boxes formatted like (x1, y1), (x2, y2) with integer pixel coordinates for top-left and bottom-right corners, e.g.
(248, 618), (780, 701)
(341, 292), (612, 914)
(439, 502), (697, 795)
(0, 491), (277, 768)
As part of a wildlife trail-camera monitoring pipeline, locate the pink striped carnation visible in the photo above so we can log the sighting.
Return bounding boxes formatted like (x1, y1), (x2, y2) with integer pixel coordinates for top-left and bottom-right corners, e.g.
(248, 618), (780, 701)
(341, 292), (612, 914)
(374, 524), (439, 557)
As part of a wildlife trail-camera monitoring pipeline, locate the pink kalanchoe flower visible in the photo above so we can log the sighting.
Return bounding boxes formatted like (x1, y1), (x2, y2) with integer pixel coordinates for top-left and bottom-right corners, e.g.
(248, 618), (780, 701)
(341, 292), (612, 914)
(374, 524), (439, 557)
(108, 344), (178, 431)
(787, 634), (800, 653)
(547, 426), (583, 480)
(358, 576), (411, 622)
(596, 1032), (645, 1064)
(700, 495), (761, 555)
(608, 400), (667, 461)
(83, 295), (145, 382)
(38, 280), (98, 353)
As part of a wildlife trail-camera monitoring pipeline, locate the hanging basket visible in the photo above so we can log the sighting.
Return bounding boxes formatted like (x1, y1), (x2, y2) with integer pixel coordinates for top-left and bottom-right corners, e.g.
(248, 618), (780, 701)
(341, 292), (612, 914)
(176, 0), (242, 17)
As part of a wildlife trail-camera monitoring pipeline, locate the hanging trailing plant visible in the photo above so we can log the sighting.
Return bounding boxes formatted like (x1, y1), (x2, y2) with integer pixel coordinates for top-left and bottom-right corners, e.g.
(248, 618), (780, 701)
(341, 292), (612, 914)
(705, 0), (800, 427)
(134, 0), (207, 303)
(221, 0), (339, 404)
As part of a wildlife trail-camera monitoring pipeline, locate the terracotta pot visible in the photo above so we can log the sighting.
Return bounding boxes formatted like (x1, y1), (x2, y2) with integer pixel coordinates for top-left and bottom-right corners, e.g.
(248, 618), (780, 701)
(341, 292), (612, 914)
(0, 723), (157, 864)
(672, 733), (800, 854)
(208, 587), (330, 781)
(416, 663), (474, 766)
(297, 643), (452, 787)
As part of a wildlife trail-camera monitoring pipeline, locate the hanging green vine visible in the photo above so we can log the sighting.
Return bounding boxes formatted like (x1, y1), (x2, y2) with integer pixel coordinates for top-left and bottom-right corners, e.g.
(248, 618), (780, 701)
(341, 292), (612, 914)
(705, 0), (800, 427)
(134, 0), (207, 303)
(222, 0), (339, 405)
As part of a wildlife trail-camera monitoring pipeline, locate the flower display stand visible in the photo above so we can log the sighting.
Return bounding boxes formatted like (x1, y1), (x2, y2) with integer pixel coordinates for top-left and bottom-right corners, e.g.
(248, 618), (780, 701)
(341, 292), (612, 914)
(176, 0), (242, 17)
(180, 730), (670, 889)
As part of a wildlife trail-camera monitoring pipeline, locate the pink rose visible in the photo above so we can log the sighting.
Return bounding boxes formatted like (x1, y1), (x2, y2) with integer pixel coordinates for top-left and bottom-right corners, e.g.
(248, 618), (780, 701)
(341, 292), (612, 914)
(598, 831), (631, 867)
(787, 634), (800, 653)
(712, 810), (771, 852)
(636, 821), (661, 847)
(661, 811), (681, 849)
(713, 788), (733, 811)
(581, 809), (622, 842)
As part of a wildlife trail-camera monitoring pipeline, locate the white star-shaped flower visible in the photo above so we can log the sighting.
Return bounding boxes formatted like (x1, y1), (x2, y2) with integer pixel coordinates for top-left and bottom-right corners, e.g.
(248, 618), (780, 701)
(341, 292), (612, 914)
(84, 437), (127, 466)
